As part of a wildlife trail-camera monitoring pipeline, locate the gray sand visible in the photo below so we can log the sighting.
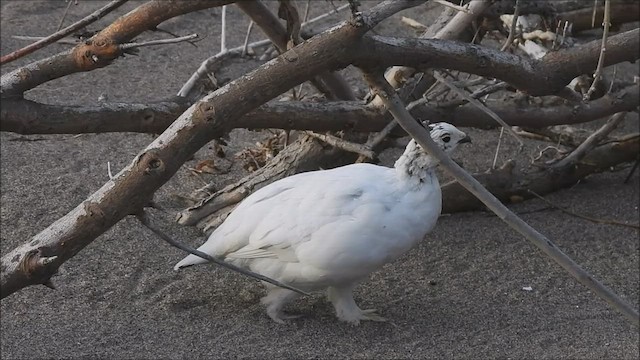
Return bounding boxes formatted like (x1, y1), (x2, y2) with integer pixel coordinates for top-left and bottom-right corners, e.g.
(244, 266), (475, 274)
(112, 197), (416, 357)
(1, 1), (638, 359)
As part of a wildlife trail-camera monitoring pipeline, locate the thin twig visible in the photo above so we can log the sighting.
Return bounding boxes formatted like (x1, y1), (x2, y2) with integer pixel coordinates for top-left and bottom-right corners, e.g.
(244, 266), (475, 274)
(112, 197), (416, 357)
(136, 211), (309, 296)
(302, 0), (312, 26)
(592, 0), (600, 28)
(177, 38), (271, 98)
(57, 0), (76, 32)
(119, 34), (198, 51)
(433, 71), (523, 147)
(300, 3), (349, 28)
(492, 127), (505, 169)
(500, 0), (520, 51)
(363, 70), (639, 327)
(0, 0), (128, 65)
(608, 65), (617, 94)
(624, 158), (639, 184)
(585, 0), (610, 101)
(12, 35), (79, 45)
(305, 131), (375, 159)
(107, 161), (114, 180)
(552, 20), (562, 51)
(221, 5), (228, 53)
(437, 81), (508, 108)
(432, 0), (472, 14)
(242, 21), (254, 56)
(528, 191), (639, 230)
(554, 112), (626, 168)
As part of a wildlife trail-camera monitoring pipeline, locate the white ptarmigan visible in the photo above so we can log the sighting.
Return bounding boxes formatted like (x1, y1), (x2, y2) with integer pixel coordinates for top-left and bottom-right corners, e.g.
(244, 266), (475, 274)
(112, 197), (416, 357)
(175, 123), (470, 324)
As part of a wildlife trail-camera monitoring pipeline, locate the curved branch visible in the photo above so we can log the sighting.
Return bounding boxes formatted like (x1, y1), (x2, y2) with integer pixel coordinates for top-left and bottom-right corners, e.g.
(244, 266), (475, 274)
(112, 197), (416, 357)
(2, 85), (637, 135)
(1, 0), (235, 97)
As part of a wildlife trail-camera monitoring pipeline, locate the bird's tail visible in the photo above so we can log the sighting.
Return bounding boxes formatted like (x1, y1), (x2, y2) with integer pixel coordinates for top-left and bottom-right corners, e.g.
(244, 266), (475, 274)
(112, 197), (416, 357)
(174, 253), (208, 271)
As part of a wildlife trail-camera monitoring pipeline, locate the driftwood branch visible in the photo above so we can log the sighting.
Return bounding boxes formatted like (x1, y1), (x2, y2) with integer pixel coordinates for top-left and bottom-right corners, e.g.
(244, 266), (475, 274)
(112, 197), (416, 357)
(0, 0), (425, 300)
(362, 70), (639, 326)
(3, 85), (637, 135)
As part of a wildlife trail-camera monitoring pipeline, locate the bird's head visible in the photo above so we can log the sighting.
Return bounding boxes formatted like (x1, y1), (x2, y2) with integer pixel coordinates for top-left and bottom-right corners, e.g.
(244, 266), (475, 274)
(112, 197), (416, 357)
(427, 122), (471, 154)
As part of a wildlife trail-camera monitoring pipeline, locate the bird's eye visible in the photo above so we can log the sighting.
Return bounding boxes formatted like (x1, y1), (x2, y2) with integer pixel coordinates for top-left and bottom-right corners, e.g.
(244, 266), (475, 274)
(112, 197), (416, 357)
(442, 135), (451, 143)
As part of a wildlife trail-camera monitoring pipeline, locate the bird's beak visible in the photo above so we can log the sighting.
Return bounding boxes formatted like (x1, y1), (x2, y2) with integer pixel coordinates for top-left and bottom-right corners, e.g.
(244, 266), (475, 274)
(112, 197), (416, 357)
(459, 135), (472, 144)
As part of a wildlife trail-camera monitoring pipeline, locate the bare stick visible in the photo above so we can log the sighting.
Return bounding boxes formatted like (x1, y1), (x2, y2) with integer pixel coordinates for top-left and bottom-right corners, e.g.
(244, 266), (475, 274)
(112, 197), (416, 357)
(492, 127), (505, 169)
(592, 0), (600, 28)
(57, 0), (76, 32)
(585, 0), (610, 101)
(433, 0), (472, 14)
(177, 38), (271, 98)
(305, 131), (375, 159)
(119, 34), (199, 51)
(608, 65), (617, 93)
(0, 0), (128, 65)
(242, 21), (254, 56)
(437, 81), (508, 108)
(302, 0), (312, 25)
(500, 0), (520, 51)
(301, 3), (350, 28)
(364, 71), (639, 327)
(433, 71), (523, 146)
(554, 112), (626, 168)
(107, 161), (114, 180)
(12, 35), (78, 45)
(624, 158), (639, 184)
(528, 191), (639, 230)
(220, 5), (228, 53)
(136, 211), (309, 295)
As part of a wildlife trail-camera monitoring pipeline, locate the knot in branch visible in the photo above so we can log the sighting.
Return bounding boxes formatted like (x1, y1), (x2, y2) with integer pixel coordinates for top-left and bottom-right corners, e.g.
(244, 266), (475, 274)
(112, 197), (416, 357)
(194, 101), (216, 123)
(138, 151), (166, 175)
(18, 249), (58, 280)
(73, 39), (121, 70)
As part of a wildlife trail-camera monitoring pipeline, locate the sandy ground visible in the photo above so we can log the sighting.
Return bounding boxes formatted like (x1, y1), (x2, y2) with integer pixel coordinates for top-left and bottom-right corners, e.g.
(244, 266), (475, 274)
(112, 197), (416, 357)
(1, 1), (639, 359)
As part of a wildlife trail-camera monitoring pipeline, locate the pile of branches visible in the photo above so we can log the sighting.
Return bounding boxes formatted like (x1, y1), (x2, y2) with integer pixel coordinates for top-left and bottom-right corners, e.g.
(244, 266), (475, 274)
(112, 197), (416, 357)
(1, 0), (638, 325)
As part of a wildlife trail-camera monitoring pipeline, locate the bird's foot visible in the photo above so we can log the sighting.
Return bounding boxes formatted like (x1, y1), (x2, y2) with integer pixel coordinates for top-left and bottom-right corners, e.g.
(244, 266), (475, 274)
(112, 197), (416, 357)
(267, 309), (303, 324)
(337, 308), (387, 325)
(361, 309), (387, 322)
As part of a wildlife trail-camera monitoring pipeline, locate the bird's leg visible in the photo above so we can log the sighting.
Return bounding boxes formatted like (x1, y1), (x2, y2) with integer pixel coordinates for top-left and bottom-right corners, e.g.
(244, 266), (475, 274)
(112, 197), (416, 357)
(327, 285), (386, 325)
(260, 287), (301, 324)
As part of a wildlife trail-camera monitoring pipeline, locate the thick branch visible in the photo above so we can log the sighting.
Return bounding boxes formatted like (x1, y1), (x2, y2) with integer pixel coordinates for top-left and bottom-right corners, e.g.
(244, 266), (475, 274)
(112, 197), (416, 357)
(3, 85), (637, 135)
(354, 28), (640, 96)
(1, 0), (235, 97)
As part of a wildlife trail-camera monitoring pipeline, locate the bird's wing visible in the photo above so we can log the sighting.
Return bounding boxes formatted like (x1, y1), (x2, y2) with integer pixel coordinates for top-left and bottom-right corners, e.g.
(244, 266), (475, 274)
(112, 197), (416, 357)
(175, 164), (394, 269)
